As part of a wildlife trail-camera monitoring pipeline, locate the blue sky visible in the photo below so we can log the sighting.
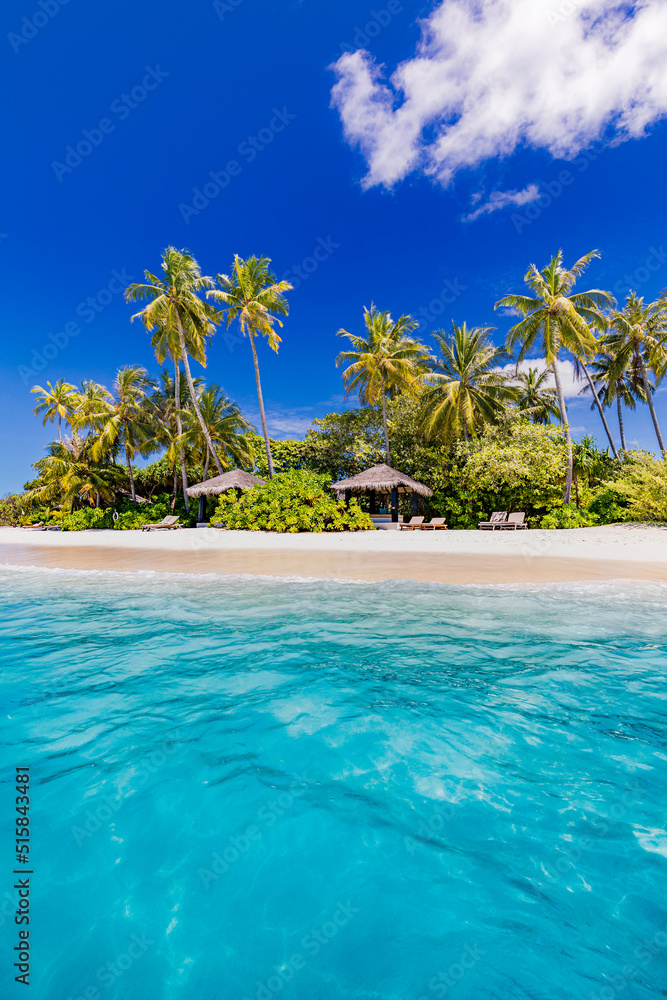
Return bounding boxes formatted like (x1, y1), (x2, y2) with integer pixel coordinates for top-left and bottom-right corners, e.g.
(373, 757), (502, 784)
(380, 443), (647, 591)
(2, 0), (667, 494)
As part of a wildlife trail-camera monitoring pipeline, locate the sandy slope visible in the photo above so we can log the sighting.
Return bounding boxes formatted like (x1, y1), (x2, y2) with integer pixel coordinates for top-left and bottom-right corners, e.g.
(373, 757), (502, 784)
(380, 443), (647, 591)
(1, 523), (665, 585)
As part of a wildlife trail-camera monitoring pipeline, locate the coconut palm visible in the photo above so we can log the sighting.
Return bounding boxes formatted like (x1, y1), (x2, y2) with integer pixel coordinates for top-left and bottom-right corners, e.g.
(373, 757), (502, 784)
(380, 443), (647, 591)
(572, 435), (607, 508)
(148, 369), (198, 504)
(495, 250), (614, 502)
(605, 292), (667, 453)
(337, 304), (428, 462)
(183, 385), (254, 481)
(514, 367), (561, 424)
(125, 248), (223, 500)
(31, 379), (79, 442)
(419, 322), (514, 444)
(28, 436), (124, 510)
(207, 255), (292, 477)
(583, 350), (647, 452)
(86, 366), (156, 503)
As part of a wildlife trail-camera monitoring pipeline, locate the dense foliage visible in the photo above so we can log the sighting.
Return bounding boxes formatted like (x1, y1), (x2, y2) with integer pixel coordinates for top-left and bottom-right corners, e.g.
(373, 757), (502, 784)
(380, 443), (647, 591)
(209, 470), (373, 532)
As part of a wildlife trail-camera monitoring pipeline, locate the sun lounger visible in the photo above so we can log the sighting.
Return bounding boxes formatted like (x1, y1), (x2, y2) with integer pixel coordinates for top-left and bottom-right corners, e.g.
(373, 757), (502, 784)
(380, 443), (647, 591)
(399, 516), (425, 530)
(497, 512), (527, 530)
(21, 522), (45, 530)
(141, 515), (182, 532)
(478, 511), (507, 530)
(419, 517), (448, 530)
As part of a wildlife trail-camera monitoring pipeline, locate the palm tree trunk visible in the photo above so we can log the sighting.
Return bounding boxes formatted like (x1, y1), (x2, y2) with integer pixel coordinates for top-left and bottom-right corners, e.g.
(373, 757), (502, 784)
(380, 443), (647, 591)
(176, 317), (224, 476)
(552, 358), (573, 503)
(171, 462), (178, 512)
(581, 361), (619, 459)
(125, 443), (136, 503)
(58, 414), (62, 443)
(204, 444), (210, 480)
(381, 392), (390, 463)
(174, 359), (190, 512)
(639, 356), (665, 453)
(574, 474), (580, 508)
(248, 332), (274, 477)
(616, 394), (627, 452)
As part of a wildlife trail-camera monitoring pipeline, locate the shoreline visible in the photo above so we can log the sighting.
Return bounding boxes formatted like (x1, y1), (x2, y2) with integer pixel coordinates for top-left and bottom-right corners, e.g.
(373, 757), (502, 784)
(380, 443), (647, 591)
(1, 524), (666, 586)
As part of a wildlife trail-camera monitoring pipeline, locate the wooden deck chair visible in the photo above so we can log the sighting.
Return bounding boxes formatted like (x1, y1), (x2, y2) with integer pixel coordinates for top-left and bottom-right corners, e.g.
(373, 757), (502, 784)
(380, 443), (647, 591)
(478, 511), (507, 530)
(420, 517), (448, 530)
(141, 515), (182, 532)
(399, 516), (425, 530)
(498, 512), (527, 530)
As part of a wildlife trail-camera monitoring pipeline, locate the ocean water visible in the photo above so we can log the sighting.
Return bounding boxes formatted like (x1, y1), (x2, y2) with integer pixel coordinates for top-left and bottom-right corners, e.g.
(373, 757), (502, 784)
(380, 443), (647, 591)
(1, 568), (666, 1000)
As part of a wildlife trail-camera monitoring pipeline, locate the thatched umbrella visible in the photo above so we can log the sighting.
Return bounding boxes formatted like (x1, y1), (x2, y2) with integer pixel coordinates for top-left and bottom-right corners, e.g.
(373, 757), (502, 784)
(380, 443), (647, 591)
(187, 469), (265, 523)
(331, 463), (432, 523)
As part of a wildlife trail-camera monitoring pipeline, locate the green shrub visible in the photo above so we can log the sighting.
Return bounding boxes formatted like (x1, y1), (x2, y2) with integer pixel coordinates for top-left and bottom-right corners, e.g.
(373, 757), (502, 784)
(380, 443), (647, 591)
(608, 453), (667, 522)
(113, 498), (172, 530)
(540, 505), (598, 529)
(586, 486), (631, 525)
(61, 508), (112, 531)
(209, 470), (374, 532)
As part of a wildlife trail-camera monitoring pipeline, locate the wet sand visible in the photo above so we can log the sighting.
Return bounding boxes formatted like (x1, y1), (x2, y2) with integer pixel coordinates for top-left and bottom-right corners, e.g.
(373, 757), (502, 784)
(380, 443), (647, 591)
(1, 524), (666, 585)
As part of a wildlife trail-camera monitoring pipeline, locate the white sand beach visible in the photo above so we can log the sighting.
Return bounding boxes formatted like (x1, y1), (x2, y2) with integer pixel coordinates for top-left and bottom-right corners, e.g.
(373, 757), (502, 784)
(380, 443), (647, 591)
(1, 523), (665, 585)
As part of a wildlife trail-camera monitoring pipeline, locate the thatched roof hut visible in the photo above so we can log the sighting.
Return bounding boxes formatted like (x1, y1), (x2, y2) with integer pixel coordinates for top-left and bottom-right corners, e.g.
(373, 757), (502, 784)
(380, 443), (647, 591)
(187, 469), (265, 499)
(331, 463), (433, 497)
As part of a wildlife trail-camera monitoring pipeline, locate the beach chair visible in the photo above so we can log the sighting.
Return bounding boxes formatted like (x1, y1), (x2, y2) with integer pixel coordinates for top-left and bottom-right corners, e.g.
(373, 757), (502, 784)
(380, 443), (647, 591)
(21, 522), (45, 531)
(498, 512), (527, 530)
(399, 516), (425, 531)
(419, 517), (448, 530)
(478, 511), (507, 530)
(141, 515), (182, 532)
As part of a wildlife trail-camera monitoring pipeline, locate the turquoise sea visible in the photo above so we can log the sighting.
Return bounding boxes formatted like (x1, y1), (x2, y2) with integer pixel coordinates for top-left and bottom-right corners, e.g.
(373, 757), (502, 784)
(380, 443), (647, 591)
(1, 568), (666, 999)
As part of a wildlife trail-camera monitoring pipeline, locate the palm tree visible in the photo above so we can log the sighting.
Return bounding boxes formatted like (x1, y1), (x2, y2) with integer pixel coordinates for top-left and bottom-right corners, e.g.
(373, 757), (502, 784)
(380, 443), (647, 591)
(336, 304), (428, 462)
(183, 384), (253, 480)
(495, 250), (614, 502)
(583, 350), (647, 452)
(605, 292), (667, 453)
(149, 369), (196, 506)
(31, 379), (79, 442)
(572, 435), (607, 508)
(28, 436), (124, 510)
(125, 248), (224, 501)
(514, 367), (561, 424)
(419, 322), (514, 445)
(207, 255), (292, 477)
(182, 384), (254, 521)
(86, 366), (156, 503)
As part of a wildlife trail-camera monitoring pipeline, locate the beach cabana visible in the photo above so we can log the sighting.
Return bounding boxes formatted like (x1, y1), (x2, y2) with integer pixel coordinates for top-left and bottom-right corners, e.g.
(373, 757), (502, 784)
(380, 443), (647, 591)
(330, 463), (433, 524)
(187, 469), (265, 524)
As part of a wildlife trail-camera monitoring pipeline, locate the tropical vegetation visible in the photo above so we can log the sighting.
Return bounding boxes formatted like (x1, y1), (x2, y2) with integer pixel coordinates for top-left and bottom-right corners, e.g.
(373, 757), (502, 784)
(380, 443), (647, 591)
(3, 243), (666, 531)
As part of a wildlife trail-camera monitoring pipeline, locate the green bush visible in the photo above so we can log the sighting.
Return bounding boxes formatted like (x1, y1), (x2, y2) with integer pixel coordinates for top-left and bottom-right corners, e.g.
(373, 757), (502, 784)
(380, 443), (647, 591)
(608, 453), (667, 522)
(113, 498), (172, 530)
(209, 470), (374, 532)
(586, 486), (631, 525)
(540, 505), (598, 529)
(61, 508), (113, 531)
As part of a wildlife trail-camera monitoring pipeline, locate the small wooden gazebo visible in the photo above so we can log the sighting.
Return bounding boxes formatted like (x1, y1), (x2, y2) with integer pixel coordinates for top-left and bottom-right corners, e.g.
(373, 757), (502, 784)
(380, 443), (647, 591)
(187, 469), (265, 523)
(331, 463), (433, 523)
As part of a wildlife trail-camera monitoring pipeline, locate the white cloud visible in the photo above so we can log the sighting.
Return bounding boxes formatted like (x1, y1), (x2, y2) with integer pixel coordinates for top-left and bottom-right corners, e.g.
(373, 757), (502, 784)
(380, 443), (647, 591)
(331, 0), (667, 188)
(499, 358), (585, 398)
(462, 184), (540, 222)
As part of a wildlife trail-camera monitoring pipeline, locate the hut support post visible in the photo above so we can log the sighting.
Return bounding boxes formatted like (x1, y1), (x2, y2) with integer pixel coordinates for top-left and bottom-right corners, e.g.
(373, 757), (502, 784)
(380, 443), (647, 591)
(411, 491), (418, 517)
(198, 496), (207, 523)
(344, 489), (351, 507)
(391, 487), (398, 523)
(369, 490), (377, 514)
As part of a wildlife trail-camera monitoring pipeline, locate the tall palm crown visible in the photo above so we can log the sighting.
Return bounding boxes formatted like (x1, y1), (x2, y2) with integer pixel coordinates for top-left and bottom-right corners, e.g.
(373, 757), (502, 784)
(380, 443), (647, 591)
(125, 248), (223, 493)
(514, 367), (561, 425)
(207, 255), (292, 477)
(85, 366), (156, 503)
(336, 304), (428, 462)
(584, 349), (647, 452)
(495, 250), (613, 501)
(31, 379), (79, 442)
(605, 292), (667, 453)
(183, 385), (253, 479)
(419, 322), (514, 445)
